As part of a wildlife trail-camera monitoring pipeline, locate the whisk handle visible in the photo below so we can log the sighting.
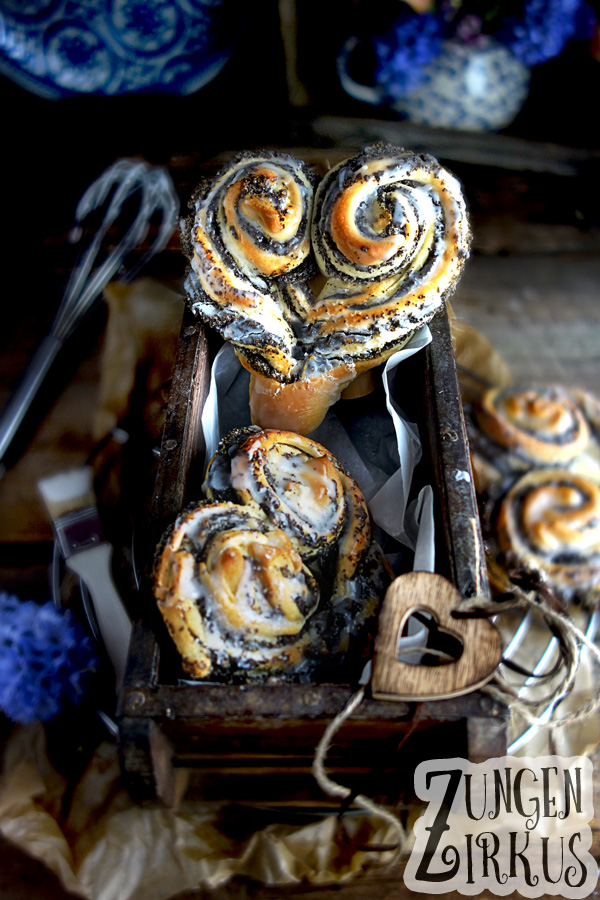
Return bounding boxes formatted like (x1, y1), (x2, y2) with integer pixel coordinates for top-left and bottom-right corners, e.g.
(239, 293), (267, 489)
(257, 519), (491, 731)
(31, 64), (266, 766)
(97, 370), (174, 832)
(0, 334), (63, 467)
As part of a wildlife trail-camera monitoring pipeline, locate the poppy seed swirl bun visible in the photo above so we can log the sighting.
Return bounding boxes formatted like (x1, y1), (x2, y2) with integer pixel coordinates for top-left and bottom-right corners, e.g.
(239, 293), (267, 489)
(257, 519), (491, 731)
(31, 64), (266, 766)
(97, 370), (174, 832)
(308, 145), (471, 358)
(496, 469), (600, 607)
(203, 427), (372, 587)
(475, 386), (590, 466)
(155, 429), (385, 681)
(154, 502), (322, 680)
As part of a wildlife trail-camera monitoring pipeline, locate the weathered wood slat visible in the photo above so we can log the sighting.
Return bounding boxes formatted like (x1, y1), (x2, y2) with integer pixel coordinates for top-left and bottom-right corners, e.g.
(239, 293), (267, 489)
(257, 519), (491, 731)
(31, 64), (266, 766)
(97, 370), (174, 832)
(307, 115), (600, 177)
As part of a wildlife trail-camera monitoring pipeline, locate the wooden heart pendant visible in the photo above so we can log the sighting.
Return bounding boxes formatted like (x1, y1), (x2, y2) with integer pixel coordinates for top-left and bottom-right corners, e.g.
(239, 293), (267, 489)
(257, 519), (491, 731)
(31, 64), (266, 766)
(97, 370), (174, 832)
(371, 572), (502, 702)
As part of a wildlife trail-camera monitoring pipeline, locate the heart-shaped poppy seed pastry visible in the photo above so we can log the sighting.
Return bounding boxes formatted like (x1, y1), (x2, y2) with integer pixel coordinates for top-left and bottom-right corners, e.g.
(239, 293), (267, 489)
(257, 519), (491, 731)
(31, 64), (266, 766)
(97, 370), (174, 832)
(182, 144), (471, 434)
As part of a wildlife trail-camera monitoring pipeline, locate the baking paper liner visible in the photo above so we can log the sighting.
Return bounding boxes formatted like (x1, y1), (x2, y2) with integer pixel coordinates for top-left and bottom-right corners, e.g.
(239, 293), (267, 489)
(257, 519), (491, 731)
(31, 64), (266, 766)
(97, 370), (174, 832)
(201, 326), (435, 568)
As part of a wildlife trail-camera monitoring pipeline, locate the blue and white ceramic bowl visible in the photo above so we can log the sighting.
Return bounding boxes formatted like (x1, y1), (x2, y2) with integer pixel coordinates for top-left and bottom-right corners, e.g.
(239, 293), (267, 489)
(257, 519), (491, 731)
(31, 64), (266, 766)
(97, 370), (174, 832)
(0, 0), (244, 98)
(338, 37), (531, 132)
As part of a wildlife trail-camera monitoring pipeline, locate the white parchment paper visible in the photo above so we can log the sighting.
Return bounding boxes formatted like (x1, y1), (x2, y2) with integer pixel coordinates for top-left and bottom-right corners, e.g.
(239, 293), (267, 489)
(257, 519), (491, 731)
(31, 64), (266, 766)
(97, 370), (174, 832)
(201, 327), (436, 575)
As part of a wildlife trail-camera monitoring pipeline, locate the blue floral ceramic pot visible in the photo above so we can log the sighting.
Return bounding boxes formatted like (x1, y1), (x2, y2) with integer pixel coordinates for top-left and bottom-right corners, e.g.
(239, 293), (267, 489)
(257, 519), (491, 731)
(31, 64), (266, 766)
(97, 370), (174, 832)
(0, 0), (244, 98)
(338, 36), (531, 132)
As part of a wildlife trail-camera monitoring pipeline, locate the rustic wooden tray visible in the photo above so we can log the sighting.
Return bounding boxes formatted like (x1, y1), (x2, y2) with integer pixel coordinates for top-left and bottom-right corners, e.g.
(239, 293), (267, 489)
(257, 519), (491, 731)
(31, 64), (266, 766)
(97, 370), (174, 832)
(116, 289), (508, 805)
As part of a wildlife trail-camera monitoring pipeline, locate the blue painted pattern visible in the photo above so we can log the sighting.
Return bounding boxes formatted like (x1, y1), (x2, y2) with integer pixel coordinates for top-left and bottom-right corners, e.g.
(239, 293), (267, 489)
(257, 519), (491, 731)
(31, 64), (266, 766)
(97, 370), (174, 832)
(0, 0), (243, 97)
(393, 39), (531, 131)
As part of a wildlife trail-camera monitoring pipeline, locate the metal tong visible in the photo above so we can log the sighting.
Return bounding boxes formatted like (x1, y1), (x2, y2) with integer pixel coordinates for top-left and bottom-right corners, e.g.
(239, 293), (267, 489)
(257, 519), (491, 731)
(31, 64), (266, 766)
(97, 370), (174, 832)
(0, 158), (179, 473)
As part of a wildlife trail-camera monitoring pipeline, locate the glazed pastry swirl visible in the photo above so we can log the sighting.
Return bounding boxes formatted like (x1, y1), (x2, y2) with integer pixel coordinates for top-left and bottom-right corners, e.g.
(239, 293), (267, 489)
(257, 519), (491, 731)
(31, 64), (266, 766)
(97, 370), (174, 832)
(154, 501), (322, 680)
(182, 152), (316, 381)
(308, 145), (472, 367)
(204, 427), (369, 565)
(475, 386), (590, 466)
(497, 469), (600, 605)
(156, 430), (384, 680)
(204, 426), (377, 616)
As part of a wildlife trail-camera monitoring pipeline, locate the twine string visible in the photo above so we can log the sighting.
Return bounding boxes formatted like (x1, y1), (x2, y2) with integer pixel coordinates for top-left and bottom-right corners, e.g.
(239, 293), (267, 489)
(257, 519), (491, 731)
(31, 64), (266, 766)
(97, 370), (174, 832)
(457, 574), (600, 730)
(312, 682), (406, 859)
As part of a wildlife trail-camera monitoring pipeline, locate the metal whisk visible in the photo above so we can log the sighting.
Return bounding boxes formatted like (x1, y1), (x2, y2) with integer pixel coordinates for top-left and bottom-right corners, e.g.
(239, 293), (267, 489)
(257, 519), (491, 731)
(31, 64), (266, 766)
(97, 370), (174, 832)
(0, 158), (179, 472)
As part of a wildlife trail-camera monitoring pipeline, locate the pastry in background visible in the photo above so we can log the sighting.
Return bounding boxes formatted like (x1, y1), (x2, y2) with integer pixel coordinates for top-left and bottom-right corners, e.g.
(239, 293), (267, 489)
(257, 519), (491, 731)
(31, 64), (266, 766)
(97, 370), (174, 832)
(466, 384), (595, 497)
(494, 468), (600, 609)
(464, 383), (600, 608)
(571, 387), (600, 445)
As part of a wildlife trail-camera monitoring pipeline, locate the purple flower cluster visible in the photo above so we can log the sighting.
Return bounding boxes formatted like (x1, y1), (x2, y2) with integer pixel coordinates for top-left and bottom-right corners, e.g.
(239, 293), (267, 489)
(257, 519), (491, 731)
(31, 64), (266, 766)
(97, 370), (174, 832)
(499, 0), (597, 65)
(370, 0), (597, 97)
(373, 13), (444, 97)
(0, 593), (99, 724)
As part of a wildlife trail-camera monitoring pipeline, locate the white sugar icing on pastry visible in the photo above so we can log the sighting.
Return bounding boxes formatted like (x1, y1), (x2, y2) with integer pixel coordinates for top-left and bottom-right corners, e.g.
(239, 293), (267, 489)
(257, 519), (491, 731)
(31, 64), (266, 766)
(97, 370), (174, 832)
(182, 151), (316, 382)
(153, 501), (322, 680)
(156, 429), (385, 681)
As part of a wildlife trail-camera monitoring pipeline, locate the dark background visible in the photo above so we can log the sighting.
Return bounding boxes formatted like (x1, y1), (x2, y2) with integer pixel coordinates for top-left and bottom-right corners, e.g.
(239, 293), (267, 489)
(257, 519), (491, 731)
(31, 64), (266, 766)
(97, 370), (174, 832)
(2, 0), (599, 372)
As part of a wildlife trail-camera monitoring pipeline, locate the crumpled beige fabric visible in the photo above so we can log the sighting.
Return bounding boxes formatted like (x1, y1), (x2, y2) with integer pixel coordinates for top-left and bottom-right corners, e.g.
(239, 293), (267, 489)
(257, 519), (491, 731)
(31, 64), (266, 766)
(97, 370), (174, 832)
(0, 723), (402, 900)
(93, 277), (183, 444)
(448, 309), (513, 402)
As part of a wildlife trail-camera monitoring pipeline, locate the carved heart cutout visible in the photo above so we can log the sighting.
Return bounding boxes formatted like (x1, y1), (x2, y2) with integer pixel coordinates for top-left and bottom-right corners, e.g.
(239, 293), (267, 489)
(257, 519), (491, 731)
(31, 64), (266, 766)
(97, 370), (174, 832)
(371, 572), (502, 701)
(397, 609), (464, 667)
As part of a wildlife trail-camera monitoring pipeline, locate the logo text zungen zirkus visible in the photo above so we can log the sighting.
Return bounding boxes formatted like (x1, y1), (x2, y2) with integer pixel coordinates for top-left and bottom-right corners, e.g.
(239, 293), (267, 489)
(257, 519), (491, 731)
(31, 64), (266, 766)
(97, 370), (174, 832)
(404, 756), (596, 897)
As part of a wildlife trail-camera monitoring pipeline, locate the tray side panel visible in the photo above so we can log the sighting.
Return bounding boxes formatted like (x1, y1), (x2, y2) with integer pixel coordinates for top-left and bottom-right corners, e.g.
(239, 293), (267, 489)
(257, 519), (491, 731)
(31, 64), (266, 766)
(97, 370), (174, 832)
(425, 310), (490, 601)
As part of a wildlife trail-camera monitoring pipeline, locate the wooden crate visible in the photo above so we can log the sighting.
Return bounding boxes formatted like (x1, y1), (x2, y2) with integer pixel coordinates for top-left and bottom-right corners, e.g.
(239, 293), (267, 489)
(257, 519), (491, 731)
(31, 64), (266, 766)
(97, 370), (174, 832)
(116, 295), (508, 805)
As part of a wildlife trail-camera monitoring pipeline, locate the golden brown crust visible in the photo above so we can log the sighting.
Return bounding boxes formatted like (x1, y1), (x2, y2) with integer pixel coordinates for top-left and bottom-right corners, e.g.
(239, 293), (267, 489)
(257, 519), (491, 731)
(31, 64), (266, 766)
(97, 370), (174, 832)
(245, 361), (358, 435)
(182, 152), (317, 383)
(204, 428), (370, 559)
(182, 145), (471, 434)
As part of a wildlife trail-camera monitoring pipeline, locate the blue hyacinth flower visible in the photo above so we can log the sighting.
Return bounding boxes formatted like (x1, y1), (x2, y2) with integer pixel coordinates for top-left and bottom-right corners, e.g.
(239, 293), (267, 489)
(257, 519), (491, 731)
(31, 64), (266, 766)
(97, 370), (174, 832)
(0, 592), (99, 724)
(373, 12), (445, 98)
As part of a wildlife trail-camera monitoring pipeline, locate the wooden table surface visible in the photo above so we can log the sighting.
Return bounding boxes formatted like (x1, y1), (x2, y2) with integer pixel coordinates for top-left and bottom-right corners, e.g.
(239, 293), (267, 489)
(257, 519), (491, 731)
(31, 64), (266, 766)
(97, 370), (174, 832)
(1, 114), (600, 899)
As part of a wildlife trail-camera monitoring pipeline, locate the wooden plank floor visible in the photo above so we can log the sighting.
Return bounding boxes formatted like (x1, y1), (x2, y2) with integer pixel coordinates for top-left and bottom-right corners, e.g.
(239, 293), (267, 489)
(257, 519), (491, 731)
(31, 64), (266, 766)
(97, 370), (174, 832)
(1, 124), (600, 899)
(453, 253), (600, 395)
